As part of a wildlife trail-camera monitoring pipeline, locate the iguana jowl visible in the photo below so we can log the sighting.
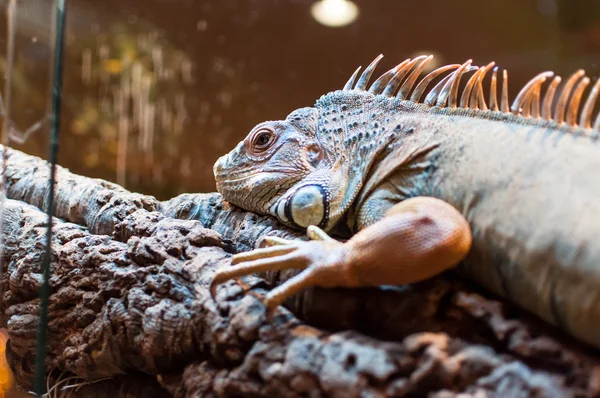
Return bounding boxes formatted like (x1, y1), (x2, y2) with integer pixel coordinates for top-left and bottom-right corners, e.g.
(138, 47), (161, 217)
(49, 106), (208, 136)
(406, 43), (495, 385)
(211, 54), (600, 349)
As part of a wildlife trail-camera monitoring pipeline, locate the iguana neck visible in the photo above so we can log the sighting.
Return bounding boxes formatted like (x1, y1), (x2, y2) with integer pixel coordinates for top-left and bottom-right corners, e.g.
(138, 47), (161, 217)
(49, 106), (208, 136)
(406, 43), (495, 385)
(314, 91), (410, 230)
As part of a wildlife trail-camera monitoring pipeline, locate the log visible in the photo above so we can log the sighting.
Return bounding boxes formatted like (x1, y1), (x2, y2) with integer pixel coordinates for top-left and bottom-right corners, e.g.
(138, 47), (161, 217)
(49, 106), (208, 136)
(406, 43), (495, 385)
(3, 147), (160, 236)
(1, 146), (600, 397)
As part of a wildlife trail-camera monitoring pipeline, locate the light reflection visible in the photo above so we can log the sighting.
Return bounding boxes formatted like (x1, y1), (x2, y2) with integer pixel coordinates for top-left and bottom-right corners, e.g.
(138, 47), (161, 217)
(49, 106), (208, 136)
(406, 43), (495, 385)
(310, 0), (359, 28)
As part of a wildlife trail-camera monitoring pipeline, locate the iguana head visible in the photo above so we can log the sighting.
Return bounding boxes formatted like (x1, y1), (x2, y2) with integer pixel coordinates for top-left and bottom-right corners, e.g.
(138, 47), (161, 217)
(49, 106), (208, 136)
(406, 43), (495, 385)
(214, 106), (336, 230)
(214, 89), (400, 232)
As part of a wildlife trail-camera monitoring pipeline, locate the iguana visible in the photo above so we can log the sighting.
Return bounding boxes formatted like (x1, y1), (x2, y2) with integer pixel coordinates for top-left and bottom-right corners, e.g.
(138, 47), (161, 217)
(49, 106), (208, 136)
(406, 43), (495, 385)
(210, 54), (600, 349)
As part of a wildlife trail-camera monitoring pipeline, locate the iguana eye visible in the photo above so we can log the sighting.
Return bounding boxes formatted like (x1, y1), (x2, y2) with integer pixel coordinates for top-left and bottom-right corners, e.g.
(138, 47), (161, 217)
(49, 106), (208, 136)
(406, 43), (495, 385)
(250, 128), (276, 152)
(255, 133), (271, 146)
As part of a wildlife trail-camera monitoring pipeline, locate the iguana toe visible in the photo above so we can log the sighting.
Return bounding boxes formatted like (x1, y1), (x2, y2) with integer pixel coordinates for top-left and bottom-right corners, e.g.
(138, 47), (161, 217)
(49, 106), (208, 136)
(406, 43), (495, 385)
(231, 245), (298, 264)
(258, 235), (298, 247)
(306, 225), (336, 241)
(210, 226), (348, 316)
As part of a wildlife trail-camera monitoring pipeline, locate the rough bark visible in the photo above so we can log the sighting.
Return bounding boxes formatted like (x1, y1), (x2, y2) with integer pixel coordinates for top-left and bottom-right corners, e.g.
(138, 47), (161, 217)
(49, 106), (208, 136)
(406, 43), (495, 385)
(1, 146), (600, 397)
(3, 147), (160, 236)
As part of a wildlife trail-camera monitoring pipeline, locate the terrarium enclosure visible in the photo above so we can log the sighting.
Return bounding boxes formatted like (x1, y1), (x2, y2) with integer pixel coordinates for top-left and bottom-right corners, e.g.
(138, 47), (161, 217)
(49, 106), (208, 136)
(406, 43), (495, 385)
(0, 0), (600, 397)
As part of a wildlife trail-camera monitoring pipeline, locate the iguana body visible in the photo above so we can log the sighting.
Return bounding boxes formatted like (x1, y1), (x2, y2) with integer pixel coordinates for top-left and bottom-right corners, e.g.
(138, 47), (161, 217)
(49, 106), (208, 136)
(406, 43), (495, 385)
(211, 55), (600, 349)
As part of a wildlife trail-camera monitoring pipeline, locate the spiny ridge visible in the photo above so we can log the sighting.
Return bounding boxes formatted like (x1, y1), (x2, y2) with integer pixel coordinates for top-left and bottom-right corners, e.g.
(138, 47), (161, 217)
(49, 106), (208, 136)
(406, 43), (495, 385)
(343, 54), (600, 134)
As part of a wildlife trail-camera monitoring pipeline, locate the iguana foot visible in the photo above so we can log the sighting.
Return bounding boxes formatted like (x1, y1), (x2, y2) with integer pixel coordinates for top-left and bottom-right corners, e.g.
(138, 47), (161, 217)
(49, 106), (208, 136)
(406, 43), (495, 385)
(210, 197), (472, 319)
(210, 226), (351, 315)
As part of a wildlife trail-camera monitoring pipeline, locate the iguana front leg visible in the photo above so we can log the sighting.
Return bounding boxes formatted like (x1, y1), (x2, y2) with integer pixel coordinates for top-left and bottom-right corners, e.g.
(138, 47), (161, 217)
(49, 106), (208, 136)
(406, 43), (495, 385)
(210, 196), (472, 313)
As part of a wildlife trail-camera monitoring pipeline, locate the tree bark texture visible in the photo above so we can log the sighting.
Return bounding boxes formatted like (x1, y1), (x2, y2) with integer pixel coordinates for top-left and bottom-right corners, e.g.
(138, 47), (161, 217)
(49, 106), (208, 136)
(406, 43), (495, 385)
(1, 146), (599, 397)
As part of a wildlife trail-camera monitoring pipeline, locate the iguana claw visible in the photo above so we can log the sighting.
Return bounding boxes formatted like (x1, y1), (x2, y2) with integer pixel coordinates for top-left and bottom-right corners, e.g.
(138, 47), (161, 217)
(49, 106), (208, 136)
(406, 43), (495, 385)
(210, 225), (347, 317)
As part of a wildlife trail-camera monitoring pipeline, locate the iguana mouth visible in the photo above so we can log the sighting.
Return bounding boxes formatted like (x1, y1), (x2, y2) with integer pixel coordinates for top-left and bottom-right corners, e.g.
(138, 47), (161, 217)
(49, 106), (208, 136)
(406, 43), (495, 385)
(214, 168), (301, 183)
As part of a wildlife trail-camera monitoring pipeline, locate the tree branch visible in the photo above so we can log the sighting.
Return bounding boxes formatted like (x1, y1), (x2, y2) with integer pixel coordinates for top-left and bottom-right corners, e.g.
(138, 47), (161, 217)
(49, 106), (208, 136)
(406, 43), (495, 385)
(1, 146), (599, 397)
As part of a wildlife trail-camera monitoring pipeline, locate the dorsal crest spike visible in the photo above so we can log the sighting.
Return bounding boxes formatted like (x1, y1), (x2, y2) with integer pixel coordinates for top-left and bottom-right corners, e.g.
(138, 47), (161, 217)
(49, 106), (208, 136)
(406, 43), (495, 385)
(339, 54), (599, 134)
(424, 72), (456, 106)
(511, 71), (554, 115)
(489, 67), (499, 112)
(448, 60), (475, 108)
(567, 77), (590, 126)
(436, 63), (477, 108)
(343, 66), (362, 91)
(410, 64), (461, 103)
(463, 62), (495, 110)
(472, 62), (495, 111)
(554, 69), (585, 124)
(396, 55), (433, 100)
(382, 57), (424, 97)
(461, 68), (483, 109)
(542, 76), (562, 120)
(529, 81), (542, 118)
(380, 59), (412, 96)
(501, 70), (510, 113)
(368, 66), (398, 94)
(354, 54), (384, 91)
(580, 78), (600, 129)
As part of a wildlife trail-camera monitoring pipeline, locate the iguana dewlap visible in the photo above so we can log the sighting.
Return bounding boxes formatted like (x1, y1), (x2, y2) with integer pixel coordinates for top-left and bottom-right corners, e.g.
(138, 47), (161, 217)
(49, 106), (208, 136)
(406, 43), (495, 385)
(210, 55), (600, 349)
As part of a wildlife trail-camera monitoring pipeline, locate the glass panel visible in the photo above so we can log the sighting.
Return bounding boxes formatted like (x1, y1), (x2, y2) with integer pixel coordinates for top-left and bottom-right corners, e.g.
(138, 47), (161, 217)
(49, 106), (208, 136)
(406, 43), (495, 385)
(1, 0), (53, 157)
(1, 1), (55, 396)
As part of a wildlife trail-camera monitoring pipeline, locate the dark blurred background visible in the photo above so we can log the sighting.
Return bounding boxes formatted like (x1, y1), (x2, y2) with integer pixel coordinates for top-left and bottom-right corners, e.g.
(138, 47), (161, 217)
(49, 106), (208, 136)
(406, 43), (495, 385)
(0, 0), (599, 395)
(1, 0), (599, 201)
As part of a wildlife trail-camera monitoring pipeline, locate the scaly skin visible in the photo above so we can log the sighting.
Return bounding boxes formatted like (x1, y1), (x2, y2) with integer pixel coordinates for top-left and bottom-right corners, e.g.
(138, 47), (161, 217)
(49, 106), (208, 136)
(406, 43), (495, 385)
(211, 55), (600, 349)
